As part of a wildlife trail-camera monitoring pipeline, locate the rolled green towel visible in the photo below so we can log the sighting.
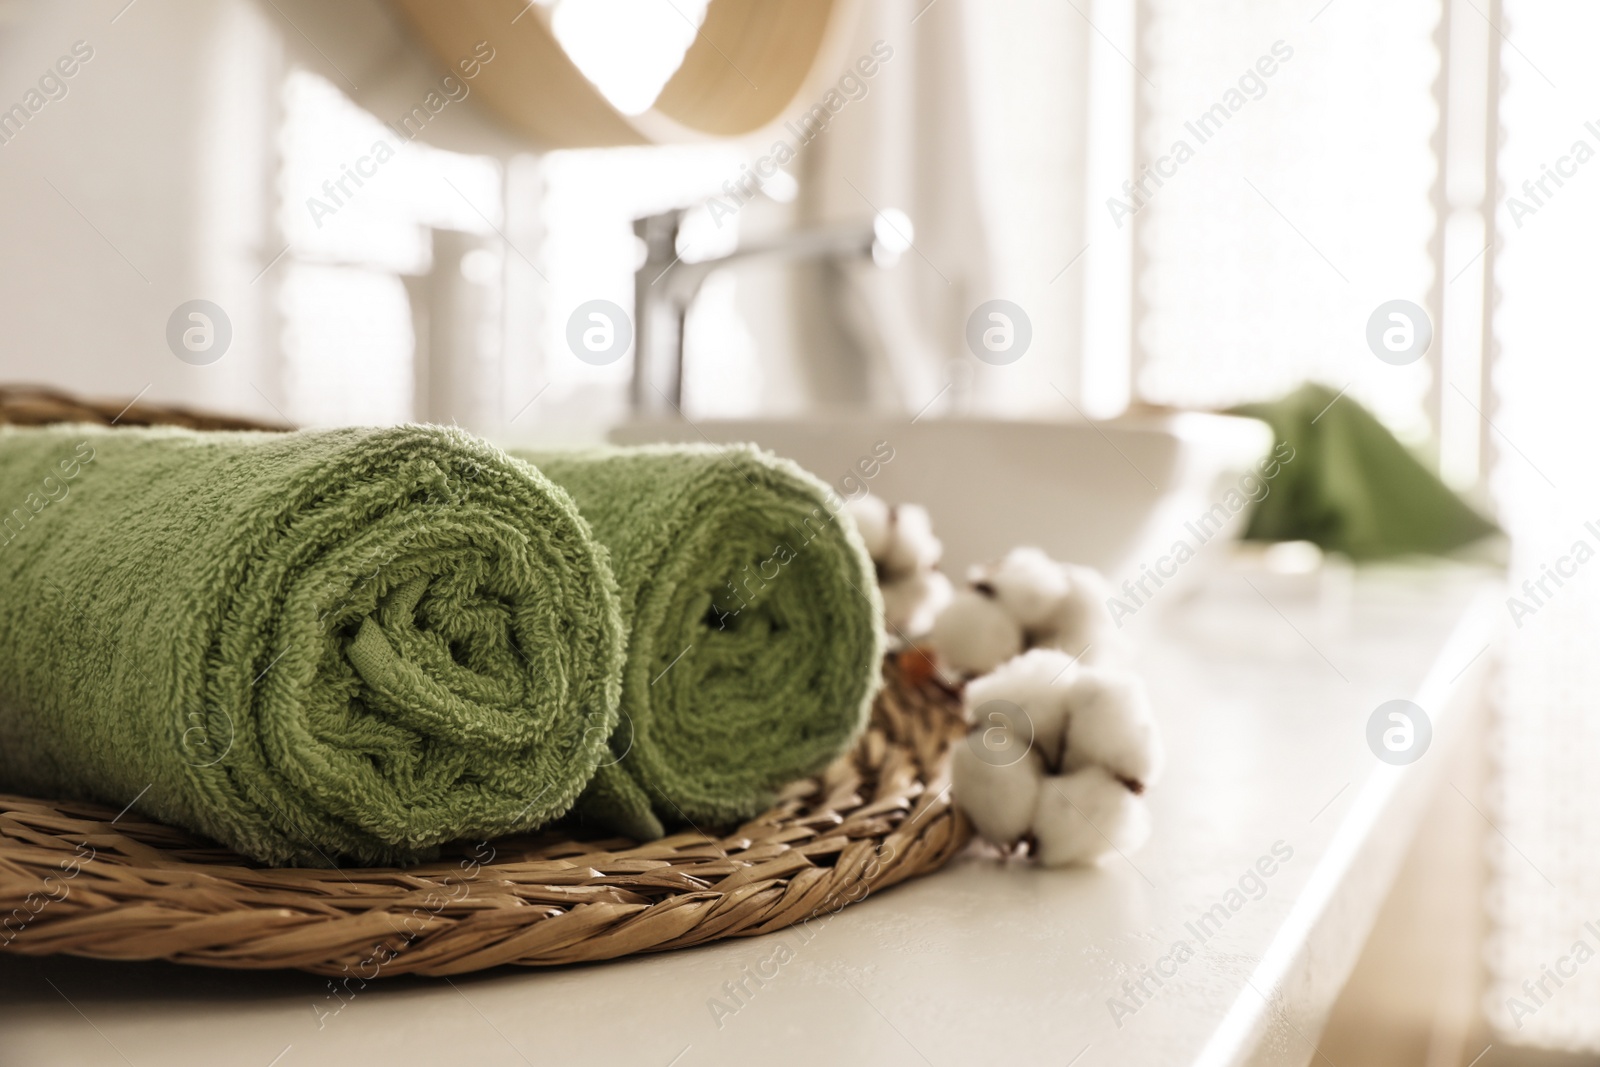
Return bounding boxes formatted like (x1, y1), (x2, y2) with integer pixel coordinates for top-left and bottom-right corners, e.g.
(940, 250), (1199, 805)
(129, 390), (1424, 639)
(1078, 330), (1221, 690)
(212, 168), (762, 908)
(516, 444), (883, 840)
(0, 424), (624, 866)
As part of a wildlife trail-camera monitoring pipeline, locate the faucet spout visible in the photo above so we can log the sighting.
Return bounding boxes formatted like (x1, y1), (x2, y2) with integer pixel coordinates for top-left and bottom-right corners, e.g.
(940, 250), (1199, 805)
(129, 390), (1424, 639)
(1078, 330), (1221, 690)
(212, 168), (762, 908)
(630, 207), (913, 416)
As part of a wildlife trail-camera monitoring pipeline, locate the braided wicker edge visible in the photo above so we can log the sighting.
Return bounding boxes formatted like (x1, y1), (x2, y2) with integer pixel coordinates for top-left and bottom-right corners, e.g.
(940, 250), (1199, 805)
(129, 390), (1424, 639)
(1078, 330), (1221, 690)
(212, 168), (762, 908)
(0, 385), (290, 432)
(0, 659), (970, 977)
(0, 388), (974, 977)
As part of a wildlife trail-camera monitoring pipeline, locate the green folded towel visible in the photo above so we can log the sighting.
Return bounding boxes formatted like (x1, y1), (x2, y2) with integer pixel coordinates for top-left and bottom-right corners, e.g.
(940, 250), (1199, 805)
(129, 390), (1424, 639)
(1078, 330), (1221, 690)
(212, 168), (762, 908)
(1231, 383), (1500, 559)
(0, 424), (624, 866)
(516, 444), (883, 840)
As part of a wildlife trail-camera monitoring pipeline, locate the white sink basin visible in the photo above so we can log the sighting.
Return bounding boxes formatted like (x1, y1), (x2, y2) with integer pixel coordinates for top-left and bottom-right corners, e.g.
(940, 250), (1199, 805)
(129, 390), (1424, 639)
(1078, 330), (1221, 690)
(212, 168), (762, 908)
(609, 412), (1273, 605)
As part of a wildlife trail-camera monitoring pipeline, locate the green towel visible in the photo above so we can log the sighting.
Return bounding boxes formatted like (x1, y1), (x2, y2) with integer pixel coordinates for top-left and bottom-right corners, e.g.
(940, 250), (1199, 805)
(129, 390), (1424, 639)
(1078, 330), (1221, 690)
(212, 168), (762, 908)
(0, 424), (624, 866)
(516, 444), (883, 840)
(1231, 383), (1500, 559)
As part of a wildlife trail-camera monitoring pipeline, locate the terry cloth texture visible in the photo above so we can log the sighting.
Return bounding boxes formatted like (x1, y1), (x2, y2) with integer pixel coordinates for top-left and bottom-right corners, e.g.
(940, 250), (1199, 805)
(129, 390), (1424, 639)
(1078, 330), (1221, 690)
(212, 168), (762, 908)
(0, 424), (624, 866)
(517, 444), (884, 841)
(1232, 383), (1501, 559)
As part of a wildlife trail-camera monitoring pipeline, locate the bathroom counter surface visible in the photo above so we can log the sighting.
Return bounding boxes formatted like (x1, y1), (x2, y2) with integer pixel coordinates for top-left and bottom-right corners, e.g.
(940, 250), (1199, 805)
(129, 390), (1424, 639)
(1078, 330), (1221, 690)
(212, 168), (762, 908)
(0, 562), (1501, 1067)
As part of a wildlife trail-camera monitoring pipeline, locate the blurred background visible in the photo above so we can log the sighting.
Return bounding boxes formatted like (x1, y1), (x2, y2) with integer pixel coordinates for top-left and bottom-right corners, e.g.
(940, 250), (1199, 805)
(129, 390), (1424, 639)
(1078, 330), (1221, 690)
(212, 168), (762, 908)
(0, 0), (1595, 1061)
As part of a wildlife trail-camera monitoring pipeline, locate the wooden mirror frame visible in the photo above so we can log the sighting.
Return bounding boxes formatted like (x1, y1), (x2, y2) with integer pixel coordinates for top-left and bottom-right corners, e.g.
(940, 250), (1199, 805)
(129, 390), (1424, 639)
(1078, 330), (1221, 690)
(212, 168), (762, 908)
(383, 0), (866, 148)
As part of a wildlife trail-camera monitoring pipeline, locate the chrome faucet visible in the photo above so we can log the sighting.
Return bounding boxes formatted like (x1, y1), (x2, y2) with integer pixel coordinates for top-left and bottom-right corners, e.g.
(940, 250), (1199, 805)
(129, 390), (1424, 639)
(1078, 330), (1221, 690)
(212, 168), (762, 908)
(630, 206), (913, 414)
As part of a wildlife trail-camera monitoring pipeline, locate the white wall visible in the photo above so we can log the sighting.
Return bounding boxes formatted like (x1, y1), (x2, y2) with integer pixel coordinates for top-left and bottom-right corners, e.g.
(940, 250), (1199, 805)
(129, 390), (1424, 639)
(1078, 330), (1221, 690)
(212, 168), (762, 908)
(0, 0), (525, 423)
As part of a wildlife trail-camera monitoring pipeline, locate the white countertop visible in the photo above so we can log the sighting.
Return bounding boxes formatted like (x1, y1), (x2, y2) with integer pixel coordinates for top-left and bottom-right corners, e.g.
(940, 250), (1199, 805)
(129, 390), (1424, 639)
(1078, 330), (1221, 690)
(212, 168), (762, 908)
(0, 563), (1502, 1067)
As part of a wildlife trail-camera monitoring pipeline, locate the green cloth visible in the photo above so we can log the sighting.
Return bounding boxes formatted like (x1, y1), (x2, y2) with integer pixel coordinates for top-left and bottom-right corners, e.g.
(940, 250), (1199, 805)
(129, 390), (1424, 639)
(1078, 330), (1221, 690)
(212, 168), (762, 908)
(0, 424), (624, 866)
(1231, 383), (1500, 560)
(517, 444), (883, 840)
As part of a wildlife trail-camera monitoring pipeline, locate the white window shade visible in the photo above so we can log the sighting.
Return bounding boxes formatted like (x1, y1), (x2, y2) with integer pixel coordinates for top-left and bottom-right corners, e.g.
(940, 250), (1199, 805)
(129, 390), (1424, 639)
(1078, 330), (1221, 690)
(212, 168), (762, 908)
(530, 143), (748, 425)
(279, 263), (415, 426)
(1133, 0), (1439, 441)
(1484, 0), (1600, 1052)
(275, 68), (502, 427)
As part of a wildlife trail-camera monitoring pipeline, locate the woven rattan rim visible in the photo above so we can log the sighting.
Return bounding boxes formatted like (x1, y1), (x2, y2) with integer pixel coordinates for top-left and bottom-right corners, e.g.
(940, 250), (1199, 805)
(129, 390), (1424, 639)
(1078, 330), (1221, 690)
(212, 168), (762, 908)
(0, 384), (290, 432)
(0, 388), (972, 976)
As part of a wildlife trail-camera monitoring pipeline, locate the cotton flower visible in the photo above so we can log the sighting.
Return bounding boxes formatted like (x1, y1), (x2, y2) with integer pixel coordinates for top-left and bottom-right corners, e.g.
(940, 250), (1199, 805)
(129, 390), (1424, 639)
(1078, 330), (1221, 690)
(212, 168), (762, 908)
(1057, 668), (1163, 789)
(1031, 765), (1152, 867)
(928, 587), (1023, 677)
(881, 568), (954, 640)
(845, 495), (951, 641)
(951, 743), (1045, 847)
(951, 648), (1162, 868)
(964, 647), (1078, 771)
(1037, 564), (1124, 663)
(930, 548), (1127, 677)
(845, 493), (893, 561)
(880, 503), (942, 579)
(984, 546), (1070, 630)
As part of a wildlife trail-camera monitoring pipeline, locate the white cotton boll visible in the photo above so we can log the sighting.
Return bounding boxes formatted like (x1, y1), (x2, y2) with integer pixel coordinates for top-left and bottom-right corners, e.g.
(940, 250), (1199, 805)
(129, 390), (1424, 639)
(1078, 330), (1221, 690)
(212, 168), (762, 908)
(844, 494), (893, 563)
(952, 741), (1045, 847)
(964, 647), (1079, 770)
(881, 568), (954, 640)
(1031, 765), (1152, 867)
(1072, 632), (1134, 669)
(928, 588), (1024, 677)
(1063, 563), (1115, 603)
(983, 546), (1071, 631)
(1040, 563), (1120, 659)
(881, 504), (942, 579)
(1059, 669), (1164, 788)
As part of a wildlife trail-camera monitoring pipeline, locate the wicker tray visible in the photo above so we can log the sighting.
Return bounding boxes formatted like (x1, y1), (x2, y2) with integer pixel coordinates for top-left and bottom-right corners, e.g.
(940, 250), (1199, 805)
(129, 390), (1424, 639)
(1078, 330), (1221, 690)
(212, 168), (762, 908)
(0, 659), (967, 977)
(0, 388), (973, 976)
